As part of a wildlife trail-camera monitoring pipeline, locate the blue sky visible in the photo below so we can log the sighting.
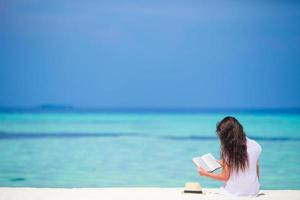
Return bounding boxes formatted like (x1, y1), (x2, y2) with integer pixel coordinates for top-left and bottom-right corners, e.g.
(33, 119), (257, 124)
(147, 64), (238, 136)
(0, 1), (300, 108)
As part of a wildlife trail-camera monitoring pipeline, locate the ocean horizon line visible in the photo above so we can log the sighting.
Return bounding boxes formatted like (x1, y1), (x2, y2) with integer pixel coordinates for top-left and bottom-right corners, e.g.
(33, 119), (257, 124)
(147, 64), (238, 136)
(0, 106), (300, 114)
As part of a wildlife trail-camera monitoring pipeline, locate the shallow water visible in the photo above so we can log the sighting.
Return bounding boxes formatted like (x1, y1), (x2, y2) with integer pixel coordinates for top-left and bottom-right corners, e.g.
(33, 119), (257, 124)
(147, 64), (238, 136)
(0, 112), (299, 189)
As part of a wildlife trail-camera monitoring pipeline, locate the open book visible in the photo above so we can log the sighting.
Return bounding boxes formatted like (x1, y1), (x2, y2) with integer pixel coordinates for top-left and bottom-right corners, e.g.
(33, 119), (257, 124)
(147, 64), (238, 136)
(192, 153), (221, 172)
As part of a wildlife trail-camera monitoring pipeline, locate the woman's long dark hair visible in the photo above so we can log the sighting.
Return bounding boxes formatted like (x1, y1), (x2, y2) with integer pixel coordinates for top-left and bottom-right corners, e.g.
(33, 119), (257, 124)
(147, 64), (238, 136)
(216, 116), (248, 172)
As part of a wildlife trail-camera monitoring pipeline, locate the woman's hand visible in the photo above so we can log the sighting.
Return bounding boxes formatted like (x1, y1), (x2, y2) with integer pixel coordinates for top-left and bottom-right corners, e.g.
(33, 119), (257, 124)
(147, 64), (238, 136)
(197, 166), (208, 176)
(216, 160), (224, 167)
(197, 162), (230, 182)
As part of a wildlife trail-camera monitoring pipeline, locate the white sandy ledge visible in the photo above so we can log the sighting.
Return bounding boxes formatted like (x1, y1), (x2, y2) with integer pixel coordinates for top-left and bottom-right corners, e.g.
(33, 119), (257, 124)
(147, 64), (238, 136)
(0, 188), (299, 200)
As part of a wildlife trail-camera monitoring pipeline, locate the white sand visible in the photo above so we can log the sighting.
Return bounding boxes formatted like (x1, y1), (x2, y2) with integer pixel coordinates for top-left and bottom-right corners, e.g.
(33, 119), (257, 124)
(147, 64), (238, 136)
(0, 188), (299, 200)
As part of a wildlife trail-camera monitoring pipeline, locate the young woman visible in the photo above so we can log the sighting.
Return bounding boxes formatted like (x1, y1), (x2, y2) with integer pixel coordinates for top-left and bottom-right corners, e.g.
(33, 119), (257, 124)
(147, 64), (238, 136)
(197, 116), (262, 197)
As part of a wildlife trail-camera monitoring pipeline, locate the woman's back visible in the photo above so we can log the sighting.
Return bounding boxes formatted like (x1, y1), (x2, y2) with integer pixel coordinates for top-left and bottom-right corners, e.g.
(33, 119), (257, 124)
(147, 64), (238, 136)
(220, 137), (262, 196)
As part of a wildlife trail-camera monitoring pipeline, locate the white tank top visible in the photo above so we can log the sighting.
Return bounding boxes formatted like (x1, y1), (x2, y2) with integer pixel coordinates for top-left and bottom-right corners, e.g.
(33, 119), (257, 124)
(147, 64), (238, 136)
(219, 137), (262, 197)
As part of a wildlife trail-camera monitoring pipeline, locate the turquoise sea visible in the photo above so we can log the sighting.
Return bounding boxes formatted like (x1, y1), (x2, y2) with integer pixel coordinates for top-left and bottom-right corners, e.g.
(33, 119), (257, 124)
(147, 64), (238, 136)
(0, 110), (299, 189)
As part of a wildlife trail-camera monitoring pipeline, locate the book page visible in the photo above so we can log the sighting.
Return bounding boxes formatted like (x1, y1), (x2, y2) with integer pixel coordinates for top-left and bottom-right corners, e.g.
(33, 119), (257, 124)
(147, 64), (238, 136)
(202, 153), (221, 172)
(192, 157), (210, 171)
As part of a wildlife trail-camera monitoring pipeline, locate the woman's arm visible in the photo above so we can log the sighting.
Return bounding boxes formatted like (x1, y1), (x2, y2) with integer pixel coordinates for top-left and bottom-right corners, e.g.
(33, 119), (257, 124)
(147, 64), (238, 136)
(197, 161), (230, 182)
